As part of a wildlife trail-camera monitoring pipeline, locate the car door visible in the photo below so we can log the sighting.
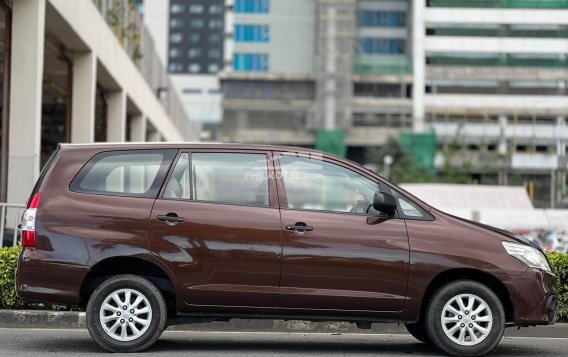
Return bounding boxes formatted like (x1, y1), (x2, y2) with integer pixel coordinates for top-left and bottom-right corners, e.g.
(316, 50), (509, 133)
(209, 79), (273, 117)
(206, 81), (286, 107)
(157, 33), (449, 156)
(275, 152), (410, 313)
(149, 150), (283, 308)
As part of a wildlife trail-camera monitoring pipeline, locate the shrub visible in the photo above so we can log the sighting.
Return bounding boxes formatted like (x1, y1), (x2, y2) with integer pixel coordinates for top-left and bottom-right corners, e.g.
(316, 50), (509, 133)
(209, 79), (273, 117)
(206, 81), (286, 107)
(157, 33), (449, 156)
(0, 245), (23, 309)
(547, 252), (568, 321)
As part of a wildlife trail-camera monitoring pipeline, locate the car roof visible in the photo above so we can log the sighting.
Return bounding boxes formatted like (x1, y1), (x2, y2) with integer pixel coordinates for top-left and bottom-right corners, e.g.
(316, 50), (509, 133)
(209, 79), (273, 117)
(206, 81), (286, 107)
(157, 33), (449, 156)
(59, 142), (328, 156)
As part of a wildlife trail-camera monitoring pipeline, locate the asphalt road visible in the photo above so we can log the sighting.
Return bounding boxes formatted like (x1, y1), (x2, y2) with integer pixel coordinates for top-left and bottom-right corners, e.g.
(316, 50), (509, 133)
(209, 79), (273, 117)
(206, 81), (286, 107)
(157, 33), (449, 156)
(1, 328), (567, 356)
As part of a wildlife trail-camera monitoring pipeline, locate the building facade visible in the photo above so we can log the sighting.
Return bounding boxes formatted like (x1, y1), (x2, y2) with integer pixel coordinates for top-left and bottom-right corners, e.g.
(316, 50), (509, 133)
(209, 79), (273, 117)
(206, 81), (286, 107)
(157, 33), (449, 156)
(221, 0), (412, 159)
(166, 0), (225, 130)
(0, 0), (196, 206)
(220, 0), (568, 207)
(417, 0), (568, 204)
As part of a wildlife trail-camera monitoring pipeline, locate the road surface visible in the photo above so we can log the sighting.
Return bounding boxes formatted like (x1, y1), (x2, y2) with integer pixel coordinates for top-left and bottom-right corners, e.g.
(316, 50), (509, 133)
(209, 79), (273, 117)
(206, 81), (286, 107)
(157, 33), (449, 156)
(1, 328), (567, 356)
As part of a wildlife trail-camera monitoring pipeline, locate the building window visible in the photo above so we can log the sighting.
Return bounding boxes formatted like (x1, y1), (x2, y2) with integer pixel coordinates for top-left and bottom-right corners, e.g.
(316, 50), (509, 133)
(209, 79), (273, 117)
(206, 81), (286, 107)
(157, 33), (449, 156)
(235, 24), (270, 43)
(209, 34), (222, 43)
(169, 48), (182, 58)
(188, 63), (201, 73)
(169, 62), (183, 72)
(210, 4), (224, 14)
(209, 19), (224, 29)
(169, 33), (183, 43)
(189, 33), (201, 44)
(188, 48), (202, 58)
(360, 38), (405, 55)
(208, 49), (221, 59)
(189, 4), (204, 14)
(190, 19), (205, 29)
(182, 88), (203, 94)
(234, 53), (269, 72)
(235, 0), (270, 14)
(170, 4), (185, 14)
(358, 10), (406, 28)
(209, 63), (220, 73)
(170, 18), (184, 28)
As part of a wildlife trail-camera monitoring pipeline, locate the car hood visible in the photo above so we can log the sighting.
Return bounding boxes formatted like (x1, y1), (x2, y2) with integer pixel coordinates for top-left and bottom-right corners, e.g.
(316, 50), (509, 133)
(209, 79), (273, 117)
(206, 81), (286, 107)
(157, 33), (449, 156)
(445, 212), (543, 251)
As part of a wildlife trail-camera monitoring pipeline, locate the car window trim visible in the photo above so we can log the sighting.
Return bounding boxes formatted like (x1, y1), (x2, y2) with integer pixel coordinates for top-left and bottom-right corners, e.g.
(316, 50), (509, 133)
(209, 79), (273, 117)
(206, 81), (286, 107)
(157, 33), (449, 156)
(69, 149), (178, 199)
(274, 152), (399, 218)
(158, 150), (278, 208)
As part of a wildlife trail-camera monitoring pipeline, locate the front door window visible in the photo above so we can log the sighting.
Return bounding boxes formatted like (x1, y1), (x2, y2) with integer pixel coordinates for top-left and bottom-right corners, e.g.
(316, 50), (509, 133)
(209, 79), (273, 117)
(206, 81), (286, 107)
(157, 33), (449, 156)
(279, 155), (379, 214)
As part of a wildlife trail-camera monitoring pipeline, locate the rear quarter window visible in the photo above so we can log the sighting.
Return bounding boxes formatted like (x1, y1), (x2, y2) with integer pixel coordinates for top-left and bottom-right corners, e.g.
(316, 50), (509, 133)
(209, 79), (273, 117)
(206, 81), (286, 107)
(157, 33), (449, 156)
(70, 150), (176, 198)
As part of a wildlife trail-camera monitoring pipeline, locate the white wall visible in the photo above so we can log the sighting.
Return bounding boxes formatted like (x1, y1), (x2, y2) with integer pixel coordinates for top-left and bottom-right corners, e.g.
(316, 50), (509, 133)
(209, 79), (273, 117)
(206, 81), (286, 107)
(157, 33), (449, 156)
(142, 0), (169, 67)
(171, 75), (223, 123)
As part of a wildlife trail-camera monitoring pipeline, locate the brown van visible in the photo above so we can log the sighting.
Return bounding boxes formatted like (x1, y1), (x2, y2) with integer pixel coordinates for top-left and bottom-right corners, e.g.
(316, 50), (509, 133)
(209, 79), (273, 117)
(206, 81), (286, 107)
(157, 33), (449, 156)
(16, 143), (556, 356)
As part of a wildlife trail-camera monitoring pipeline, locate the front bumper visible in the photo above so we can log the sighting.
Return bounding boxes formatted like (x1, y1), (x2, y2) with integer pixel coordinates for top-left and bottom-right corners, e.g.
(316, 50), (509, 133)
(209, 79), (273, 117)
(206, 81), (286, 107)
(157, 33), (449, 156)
(502, 268), (557, 325)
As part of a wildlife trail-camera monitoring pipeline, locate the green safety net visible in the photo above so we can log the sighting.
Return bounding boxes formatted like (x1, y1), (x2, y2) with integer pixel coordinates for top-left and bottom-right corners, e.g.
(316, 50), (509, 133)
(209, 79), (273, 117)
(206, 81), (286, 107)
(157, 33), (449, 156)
(400, 130), (437, 172)
(315, 130), (347, 158)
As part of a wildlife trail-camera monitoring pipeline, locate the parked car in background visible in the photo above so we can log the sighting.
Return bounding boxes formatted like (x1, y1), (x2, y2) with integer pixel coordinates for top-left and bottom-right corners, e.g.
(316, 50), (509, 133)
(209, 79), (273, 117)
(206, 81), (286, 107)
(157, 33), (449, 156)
(542, 230), (568, 253)
(16, 143), (557, 356)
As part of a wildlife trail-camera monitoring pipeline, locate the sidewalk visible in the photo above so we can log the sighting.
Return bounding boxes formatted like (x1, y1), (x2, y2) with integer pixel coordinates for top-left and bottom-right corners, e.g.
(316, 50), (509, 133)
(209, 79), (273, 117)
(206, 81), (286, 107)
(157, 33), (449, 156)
(0, 310), (565, 338)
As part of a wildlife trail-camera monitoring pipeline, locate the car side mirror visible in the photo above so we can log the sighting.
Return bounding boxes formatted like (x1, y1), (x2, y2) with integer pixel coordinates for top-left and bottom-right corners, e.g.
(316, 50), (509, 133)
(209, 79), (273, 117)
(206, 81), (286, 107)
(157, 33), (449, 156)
(373, 191), (397, 216)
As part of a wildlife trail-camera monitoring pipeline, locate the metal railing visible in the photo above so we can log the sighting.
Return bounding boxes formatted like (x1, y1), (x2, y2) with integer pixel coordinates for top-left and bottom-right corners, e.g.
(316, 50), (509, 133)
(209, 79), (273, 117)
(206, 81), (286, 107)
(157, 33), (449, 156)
(0, 203), (25, 247)
(353, 56), (413, 75)
(430, 55), (568, 68)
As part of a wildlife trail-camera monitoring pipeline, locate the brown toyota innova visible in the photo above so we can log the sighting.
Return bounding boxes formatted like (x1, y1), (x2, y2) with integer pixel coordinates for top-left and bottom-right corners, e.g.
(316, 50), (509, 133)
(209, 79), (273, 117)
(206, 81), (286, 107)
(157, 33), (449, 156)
(16, 143), (556, 356)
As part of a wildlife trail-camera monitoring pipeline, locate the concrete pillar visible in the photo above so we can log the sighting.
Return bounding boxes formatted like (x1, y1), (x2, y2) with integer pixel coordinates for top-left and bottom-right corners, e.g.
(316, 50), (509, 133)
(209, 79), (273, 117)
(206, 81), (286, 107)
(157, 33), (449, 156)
(106, 90), (127, 142)
(71, 52), (97, 143)
(498, 114), (508, 156)
(412, 0), (426, 133)
(129, 114), (147, 142)
(7, 0), (46, 204)
(148, 130), (161, 142)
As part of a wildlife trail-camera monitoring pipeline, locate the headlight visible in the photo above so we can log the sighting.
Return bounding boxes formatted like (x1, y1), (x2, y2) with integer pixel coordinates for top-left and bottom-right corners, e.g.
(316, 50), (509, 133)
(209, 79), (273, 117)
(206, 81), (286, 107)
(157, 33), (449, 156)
(502, 241), (553, 274)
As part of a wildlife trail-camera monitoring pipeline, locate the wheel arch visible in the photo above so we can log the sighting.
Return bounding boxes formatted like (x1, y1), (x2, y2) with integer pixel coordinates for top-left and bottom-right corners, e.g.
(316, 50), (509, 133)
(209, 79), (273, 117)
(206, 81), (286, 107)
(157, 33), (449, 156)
(79, 256), (178, 316)
(419, 268), (515, 323)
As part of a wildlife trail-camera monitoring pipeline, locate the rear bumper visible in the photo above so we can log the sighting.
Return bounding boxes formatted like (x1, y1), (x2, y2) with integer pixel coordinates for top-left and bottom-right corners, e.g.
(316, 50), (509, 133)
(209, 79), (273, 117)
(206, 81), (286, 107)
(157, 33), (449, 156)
(503, 268), (557, 325)
(16, 248), (88, 306)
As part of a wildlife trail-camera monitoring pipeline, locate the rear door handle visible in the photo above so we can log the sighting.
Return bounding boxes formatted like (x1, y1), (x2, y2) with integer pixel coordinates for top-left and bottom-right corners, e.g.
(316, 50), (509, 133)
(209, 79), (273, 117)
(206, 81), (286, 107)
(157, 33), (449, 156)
(157, 214), (185, 224)
(285, 223), (314, 233)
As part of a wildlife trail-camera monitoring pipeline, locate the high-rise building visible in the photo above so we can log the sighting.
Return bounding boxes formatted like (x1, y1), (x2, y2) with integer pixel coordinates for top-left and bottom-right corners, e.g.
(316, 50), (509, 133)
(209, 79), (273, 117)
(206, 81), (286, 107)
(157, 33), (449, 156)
(165, 0), (225, 131)
(220, 0), (568, 206)
(417, 0), (568, 196)
(221, 0), (412, 160)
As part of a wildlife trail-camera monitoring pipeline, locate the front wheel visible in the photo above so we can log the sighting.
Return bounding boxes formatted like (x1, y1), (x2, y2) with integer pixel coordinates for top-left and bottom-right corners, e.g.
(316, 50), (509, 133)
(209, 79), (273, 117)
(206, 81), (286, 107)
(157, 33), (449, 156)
(425, 280), (505, 357)
(86, 274), (167, 352)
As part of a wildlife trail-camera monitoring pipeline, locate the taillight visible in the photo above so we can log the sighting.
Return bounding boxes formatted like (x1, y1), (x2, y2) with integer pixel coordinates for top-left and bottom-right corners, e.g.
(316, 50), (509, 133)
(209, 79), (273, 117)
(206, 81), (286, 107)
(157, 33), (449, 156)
(21, 193), (41, 247)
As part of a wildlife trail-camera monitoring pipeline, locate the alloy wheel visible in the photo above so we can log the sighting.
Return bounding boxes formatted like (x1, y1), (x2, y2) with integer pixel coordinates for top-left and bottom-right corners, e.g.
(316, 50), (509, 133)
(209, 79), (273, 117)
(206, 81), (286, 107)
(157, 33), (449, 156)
(99, 288), (153, 342)
(441, 293), (493, 346)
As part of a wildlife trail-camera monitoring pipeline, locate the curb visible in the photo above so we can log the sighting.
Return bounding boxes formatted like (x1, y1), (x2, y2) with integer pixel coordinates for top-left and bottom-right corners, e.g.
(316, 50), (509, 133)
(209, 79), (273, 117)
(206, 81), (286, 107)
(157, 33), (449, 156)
(0, 310), (566, 338)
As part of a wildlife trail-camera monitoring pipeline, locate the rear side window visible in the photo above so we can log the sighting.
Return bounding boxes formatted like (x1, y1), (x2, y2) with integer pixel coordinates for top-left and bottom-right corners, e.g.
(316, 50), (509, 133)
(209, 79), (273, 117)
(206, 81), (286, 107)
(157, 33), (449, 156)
(70, 150), (176, 198)
(163, 152), (270, 206)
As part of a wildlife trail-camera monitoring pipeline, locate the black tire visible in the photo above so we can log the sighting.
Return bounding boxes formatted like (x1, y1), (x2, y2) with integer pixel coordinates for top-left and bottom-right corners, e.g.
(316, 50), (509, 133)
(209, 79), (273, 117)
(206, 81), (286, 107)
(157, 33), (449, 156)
(405, 321), (431, 344)
(86, 274), (167, 353)
(425, 280), (505, 357)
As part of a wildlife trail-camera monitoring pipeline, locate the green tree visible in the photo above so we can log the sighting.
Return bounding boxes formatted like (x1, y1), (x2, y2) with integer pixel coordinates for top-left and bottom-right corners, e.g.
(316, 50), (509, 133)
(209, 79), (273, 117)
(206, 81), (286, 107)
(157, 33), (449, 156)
(366, 139), (436, 184)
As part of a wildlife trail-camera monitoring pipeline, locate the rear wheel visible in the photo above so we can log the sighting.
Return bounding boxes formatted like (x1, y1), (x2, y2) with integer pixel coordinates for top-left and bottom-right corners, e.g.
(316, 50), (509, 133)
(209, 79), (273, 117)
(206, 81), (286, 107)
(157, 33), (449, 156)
(425, 280), (505, 357)
(405, 321), (431, 344)
(86, 274), (167, 352)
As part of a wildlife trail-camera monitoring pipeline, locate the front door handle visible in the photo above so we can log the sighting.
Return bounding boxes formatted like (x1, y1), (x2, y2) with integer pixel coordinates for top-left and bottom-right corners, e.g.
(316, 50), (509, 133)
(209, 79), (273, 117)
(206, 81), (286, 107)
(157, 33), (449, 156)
(285, 223), (314, 233)
(157, 213), (185, 224)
